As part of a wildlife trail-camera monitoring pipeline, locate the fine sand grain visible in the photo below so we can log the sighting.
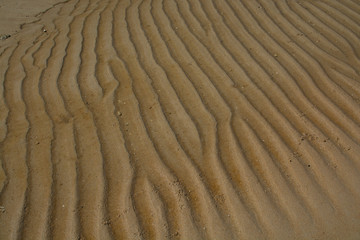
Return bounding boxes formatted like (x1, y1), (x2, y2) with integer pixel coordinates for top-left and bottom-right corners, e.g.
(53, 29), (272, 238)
(1, 0), (360, 239)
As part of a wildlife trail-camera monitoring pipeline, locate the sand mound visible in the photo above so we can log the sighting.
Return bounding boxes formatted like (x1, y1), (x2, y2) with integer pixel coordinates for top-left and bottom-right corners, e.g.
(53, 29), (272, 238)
(1, 0), (360, 239)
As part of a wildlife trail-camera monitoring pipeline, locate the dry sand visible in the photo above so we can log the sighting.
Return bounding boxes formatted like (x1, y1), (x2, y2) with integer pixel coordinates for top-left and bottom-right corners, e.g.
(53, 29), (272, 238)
(1, 0), (360, 239)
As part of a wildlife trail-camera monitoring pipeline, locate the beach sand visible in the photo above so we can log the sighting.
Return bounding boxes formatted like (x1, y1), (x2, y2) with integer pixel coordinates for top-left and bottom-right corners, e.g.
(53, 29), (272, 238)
(1, 0), (360, 239)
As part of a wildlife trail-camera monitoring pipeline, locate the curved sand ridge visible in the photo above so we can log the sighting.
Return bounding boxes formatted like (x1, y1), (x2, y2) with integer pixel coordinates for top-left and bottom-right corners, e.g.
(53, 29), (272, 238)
(1, 0), (360, 239)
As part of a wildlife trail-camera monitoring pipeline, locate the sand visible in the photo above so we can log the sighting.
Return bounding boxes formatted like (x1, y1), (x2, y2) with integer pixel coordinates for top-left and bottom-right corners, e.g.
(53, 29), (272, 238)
(0, 0), (360, 239)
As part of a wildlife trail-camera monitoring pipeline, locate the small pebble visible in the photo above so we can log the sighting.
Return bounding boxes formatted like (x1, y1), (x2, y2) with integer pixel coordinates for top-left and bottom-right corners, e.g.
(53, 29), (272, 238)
(0, 34), (11, 40)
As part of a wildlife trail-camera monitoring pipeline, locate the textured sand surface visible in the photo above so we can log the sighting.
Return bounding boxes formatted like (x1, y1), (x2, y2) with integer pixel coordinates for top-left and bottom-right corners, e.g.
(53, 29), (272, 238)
(1, 0), (360, 239)
(0, 0), (65, 35)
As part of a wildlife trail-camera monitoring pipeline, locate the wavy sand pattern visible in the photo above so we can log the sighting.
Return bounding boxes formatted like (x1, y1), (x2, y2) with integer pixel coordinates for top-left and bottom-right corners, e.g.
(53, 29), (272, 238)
(0, 0), (360, 239)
